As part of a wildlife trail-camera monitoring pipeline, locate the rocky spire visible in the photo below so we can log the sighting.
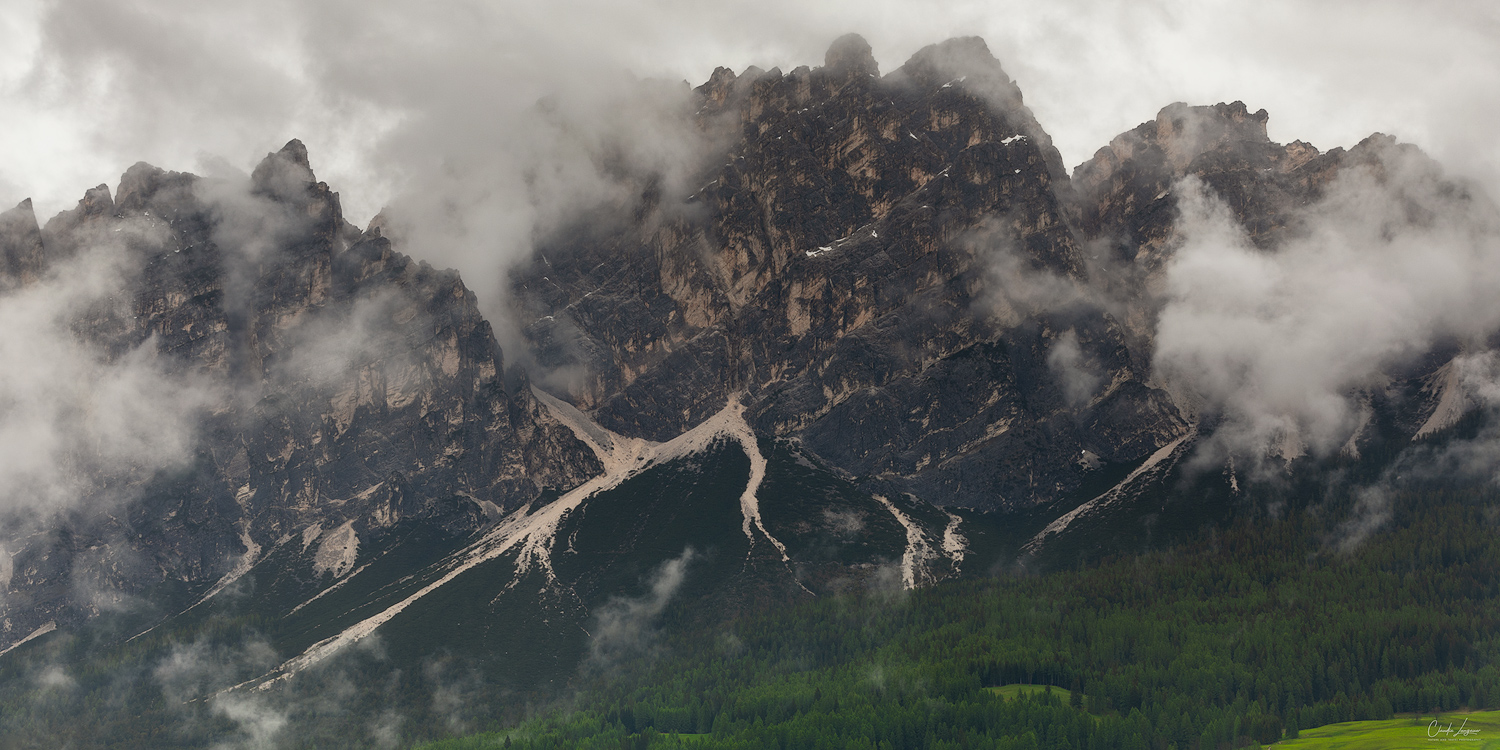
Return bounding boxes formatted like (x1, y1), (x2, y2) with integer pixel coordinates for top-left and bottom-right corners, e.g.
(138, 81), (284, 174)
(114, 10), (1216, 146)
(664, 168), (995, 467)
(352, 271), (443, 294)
(251, 138), (317, 202)
(823, 33), (878, 78)
(0, 198), (46, 288)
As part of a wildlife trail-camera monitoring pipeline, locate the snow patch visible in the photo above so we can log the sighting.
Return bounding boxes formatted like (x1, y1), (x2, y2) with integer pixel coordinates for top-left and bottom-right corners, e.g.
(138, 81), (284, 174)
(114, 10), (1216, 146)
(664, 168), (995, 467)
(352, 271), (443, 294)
(1000, 134), (1026, 145)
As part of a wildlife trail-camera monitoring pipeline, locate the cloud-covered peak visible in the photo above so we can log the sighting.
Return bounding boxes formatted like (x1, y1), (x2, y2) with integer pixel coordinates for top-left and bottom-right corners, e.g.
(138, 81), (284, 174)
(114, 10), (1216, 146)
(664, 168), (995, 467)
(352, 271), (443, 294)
(251, 139), (317, 202)
(896, 36), (1008, 86)
(1149, 101), (1272, 171)
(0, 198), (45, 290)
(78, 184), (116, 219)
(824, 33), (878, 77)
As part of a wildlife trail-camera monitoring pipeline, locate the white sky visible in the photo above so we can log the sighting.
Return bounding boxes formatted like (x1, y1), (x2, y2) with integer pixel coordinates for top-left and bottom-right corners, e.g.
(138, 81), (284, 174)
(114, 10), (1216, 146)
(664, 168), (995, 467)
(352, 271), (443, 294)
(2, 0), (1497, 227)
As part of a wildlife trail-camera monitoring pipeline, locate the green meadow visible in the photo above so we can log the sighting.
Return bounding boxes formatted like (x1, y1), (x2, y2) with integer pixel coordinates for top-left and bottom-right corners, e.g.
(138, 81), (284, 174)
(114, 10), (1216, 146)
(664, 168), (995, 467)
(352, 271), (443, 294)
(985, 684), (1076, 706)
(1274, 710), (1500, 750)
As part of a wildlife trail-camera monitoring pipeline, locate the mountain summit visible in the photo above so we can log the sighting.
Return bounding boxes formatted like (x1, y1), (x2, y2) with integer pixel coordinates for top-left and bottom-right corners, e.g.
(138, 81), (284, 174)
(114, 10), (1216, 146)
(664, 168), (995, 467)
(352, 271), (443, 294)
(0, 33), (1491, 748)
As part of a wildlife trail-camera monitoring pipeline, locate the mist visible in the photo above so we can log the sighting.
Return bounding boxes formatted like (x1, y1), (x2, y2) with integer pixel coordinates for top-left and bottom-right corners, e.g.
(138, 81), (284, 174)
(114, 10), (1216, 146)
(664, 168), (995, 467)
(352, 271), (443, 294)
(1154, 143), (1500, 470)
(588, 547), (696, 667)
(3, 1), (1497, 323)
(0, 219), (214, 526)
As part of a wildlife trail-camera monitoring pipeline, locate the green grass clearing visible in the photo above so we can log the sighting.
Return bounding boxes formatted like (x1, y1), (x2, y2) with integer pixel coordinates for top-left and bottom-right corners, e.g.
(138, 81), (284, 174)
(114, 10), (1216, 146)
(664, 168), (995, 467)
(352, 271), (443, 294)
(1274, 709), (1500, 749)
(985, 684), (1074, 704)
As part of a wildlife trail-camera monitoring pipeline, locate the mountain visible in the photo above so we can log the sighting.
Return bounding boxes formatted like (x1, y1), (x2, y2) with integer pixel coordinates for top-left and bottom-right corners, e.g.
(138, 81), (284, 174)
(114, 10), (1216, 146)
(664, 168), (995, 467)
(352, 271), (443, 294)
(0, 32), (1492, 748)
(516, 35), (1188, 515)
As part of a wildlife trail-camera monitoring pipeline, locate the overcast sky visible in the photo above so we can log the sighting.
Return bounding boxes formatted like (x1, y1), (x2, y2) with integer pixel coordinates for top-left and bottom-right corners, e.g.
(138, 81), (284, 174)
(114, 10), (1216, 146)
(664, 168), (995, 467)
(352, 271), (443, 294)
(3, 0), (1497, 228)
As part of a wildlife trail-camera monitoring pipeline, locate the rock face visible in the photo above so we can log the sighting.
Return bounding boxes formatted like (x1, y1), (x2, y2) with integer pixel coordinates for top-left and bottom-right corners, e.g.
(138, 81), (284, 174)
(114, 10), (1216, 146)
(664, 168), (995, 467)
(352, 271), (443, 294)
(0, 32), (1483, 678)
(0, 141), (598, 646)
(514, 36), (1188, 511)
(0, 200), (47, 289)
(1069, 100), (1360, 342)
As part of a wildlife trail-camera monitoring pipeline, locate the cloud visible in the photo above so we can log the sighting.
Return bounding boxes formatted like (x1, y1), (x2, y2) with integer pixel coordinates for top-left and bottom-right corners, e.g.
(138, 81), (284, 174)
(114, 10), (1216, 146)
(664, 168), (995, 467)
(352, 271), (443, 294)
(1048, 329), (1104, 407)
(588, 547), (696, 665)
(2, 0), (1496, 320)
(271, 287), (427, 391)
(1152, 144), (1500, 469)
(821, 508), (866, 535)
(152, 636), (300, 749)
(210, 693), (289, 750)
(1364, 351), (1500, 491)
(367, 709), (404, 750)
(154, 637), (281, 704)
(34, 663), (74, 691)
(422, 657), (486, 736)
(1331, 482), (1394, 554)
(0, 225), (216, 527)
(970, 219), (1096, 323)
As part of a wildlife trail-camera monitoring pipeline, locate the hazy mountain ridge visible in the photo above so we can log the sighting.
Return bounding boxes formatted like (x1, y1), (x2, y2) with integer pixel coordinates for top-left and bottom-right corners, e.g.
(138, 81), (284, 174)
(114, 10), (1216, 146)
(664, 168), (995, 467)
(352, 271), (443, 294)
(515, 35), (1190, 514)
(0, 31), (1494, 747)
(0, 142), (600, 652)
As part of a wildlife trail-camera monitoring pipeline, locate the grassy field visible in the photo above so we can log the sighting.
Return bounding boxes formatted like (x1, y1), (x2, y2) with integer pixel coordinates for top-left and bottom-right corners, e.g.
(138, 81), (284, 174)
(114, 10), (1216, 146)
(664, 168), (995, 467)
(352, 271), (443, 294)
(1274, 710), (1500, 749)
(984, 684), (1075, 704)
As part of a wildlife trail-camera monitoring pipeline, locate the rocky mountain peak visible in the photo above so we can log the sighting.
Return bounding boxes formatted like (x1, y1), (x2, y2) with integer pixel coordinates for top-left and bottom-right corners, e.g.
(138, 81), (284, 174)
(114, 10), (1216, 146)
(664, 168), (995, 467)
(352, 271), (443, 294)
(1151, 100), (1271, 171)
(276, 137), (311, 169)
(0, 36), (1488, 743)
(0, 197), (38, 232)
(891, 35), (1067, 185)
(37, 183), (117, 262)
(823, 32), (878, 77)
(895, 36), (1007, 86)
(251, 138), (318, 202)
(0, 197), (45, 288)
(363, 209), (392, 238)
(79, 183), (116, 217)
(698, 65), (740, 108)
(514, 33), (1180, 510)
(1066, 98), (1343, 258)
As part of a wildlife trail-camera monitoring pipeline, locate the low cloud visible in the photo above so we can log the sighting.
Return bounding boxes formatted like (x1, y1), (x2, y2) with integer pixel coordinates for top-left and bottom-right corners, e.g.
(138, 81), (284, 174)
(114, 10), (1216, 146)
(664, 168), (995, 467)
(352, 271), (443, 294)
(1331, 482), (1393, 554)
(588, 547), (696, 665)
(0, 227), (216, 528)
(154, 637), (281, 705)
(971, 220), (1095, 325)
(1153, 144), (1500, 471)
(1370, 351), (1500, 492)
(34, 663), (75, 691)
(210, 693), (289, 750)
(821, 508), (866, 535)
(271, 287), (428, 391)
(1048, 329), (1104, 407)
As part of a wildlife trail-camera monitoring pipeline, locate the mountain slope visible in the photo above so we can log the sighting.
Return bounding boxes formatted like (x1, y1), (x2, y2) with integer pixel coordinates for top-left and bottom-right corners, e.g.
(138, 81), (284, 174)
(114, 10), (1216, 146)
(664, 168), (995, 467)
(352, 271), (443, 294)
(0, 31), (1495, 749)
(513, 35), (1189, 514)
